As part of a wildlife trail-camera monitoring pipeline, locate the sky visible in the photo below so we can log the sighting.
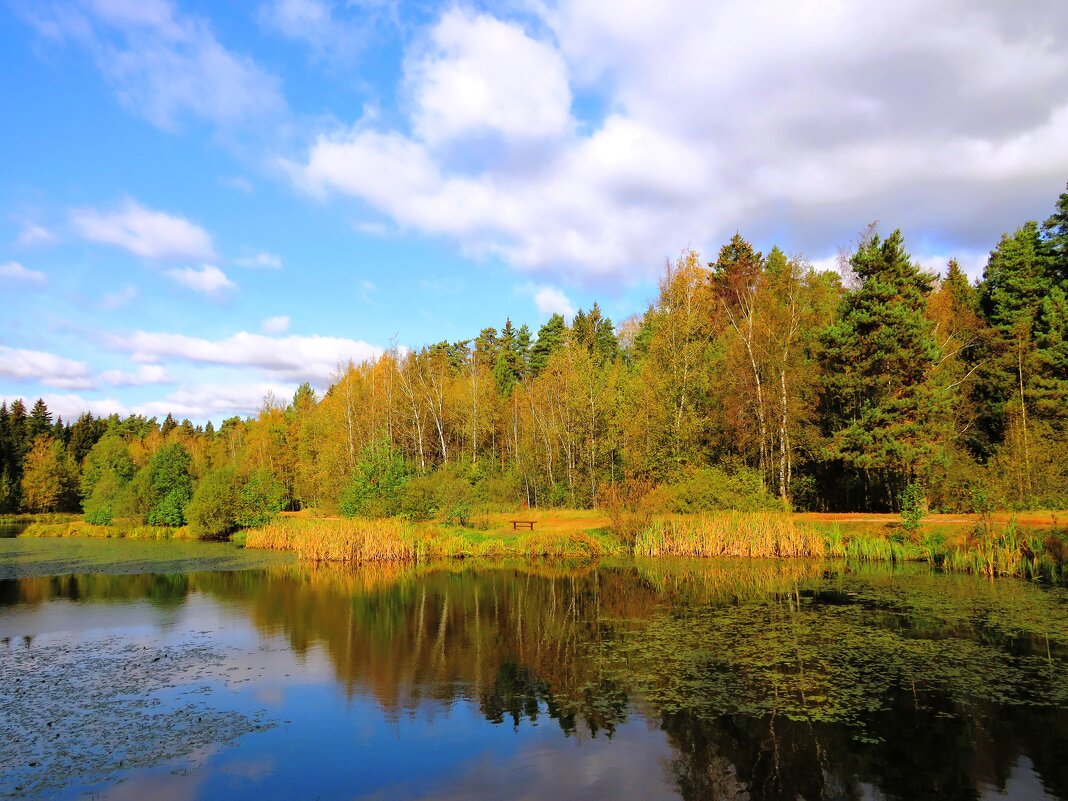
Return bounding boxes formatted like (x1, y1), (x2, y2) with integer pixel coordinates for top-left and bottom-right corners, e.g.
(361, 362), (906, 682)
(2, 0), (1067, 424)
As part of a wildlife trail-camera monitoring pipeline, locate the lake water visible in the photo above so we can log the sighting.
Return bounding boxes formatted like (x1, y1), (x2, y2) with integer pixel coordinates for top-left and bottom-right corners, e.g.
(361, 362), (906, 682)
(2, 540), (1068, 800)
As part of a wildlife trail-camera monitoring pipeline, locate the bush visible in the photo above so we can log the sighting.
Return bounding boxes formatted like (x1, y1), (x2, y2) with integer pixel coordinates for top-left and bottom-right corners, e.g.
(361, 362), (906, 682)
(83, 471), (125, 525)
(140, 443), (194, 526)
(899, 482), (926, 534)
(185, 468), (239, 538)
(339, 445), (413, 517)
(235, 469), (286, 528)
(597, 478), (655, 546)
(660, 465), (782, 513)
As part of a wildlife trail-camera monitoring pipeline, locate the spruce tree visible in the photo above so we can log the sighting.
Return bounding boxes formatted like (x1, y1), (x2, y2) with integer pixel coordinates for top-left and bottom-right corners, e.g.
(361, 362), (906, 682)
(530, 314), (566, 376)
(819, 229), (950, 507)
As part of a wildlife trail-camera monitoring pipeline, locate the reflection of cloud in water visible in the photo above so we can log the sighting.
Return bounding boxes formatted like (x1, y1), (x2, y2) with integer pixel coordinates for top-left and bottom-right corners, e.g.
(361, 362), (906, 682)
(219, 757), (276, 780)
(351, 715), (679, 801)
(92, 745), (217, 801)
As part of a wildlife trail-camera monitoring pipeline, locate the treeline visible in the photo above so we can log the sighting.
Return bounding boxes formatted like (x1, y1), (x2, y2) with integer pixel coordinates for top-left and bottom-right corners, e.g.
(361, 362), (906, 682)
(2, 184), (1066, 525)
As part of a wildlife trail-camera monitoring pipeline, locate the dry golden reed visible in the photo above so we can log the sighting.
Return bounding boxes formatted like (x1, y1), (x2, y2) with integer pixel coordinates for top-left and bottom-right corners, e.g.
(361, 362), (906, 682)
(245, 517), (416, 563)
(634, 512), (825, 558)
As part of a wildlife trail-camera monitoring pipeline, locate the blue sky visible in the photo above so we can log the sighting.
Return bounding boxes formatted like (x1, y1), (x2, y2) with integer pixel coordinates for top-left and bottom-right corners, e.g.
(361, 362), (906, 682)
(2, 0), (1067, 422)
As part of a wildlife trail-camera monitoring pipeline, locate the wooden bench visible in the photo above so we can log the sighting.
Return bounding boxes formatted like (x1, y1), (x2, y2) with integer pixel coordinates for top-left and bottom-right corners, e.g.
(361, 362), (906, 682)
(510, 520), (536, 531)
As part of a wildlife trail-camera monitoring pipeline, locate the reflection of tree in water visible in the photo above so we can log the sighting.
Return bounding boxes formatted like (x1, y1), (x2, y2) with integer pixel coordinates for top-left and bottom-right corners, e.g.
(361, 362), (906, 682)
(10, 559), (1068, 800)
(201, 561), (645, 735)
(2, 571), (190, 608)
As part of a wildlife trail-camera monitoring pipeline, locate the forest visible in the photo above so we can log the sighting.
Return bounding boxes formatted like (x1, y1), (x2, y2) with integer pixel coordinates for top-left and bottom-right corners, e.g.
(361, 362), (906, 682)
(2, 184), (1066, 532)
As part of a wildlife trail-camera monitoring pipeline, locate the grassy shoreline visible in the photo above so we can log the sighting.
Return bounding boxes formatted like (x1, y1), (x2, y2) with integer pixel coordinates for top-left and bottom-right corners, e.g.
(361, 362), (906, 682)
(12, 509), (1067, 581)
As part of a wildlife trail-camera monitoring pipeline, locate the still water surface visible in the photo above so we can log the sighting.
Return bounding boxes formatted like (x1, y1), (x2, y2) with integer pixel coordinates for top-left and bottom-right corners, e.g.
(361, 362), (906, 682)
(2, 541), (1068, 800)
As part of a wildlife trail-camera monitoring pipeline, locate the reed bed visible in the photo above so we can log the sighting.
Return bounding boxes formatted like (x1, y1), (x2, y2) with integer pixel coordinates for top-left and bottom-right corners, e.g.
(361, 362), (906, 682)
(21, 521), (196, 540)
(634, 512), (825, 558)
(245, 517), (416, 563)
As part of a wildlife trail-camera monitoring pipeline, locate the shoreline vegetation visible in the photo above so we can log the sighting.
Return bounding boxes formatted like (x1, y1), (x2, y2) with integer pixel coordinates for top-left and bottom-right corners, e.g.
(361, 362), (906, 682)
(14, 508), (1067, 582)
(2, 187), (1068, 583)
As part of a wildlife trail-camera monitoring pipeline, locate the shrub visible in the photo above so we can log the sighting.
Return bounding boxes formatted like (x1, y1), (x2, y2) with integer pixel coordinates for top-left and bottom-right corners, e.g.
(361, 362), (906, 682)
(899, 482), (926, 533)
(660, 465), (783, 513)
(339, 444), (412, 517)
(83, 471), (125, 525)
(235, 469), (286, 528)
(185, 468), (239, 538)
(597, 478), (655, 547)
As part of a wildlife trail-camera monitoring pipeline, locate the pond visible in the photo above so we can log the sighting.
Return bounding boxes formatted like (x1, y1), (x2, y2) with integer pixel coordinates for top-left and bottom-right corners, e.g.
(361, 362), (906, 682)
(2, 540), (1068, 800)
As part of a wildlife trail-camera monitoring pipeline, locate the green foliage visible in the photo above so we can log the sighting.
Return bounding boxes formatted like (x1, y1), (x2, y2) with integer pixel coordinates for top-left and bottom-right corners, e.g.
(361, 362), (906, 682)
(235, 469), (286, 528)
(899, 482), (926, 533)
(185, 468), (239, 538)
(80, 434), (135, 500)
(339, 444), (413, 518)
(530, 314), (566, 376)
(83, 471), (126, 525)
(819, 229), (951, 500)
(659, 466), (783, 513)
(144, 443), (194, 526)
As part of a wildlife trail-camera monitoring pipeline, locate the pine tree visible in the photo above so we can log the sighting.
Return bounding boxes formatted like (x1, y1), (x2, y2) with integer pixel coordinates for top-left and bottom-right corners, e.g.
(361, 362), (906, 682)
(492, 319), (524, 395)
(161, 413), (177, 436)
(27, 398), (52, 440)
(819, 229), (951, 508)
(530, 314), (566, 376)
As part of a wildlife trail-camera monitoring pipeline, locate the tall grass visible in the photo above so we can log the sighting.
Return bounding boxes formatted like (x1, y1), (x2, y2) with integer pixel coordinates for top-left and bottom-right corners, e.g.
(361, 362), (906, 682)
(634, 512), (824, 558)
(21, 520), (196, 540)
(245, 517), (416, 563)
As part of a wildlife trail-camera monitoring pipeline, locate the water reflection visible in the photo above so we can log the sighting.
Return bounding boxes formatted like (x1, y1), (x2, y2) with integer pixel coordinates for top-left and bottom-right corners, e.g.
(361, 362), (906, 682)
(3, 558), (1068, 800)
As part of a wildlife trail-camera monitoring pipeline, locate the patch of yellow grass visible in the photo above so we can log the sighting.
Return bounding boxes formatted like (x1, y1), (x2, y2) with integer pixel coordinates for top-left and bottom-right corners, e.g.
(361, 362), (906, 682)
(21, 521), (195, 540)
(634, 512), (824, 558)
(245, 517), (416, 563)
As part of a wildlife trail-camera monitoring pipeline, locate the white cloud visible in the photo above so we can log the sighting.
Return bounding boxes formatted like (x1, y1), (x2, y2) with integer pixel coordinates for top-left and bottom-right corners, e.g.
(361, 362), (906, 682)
(221, 175), (255, 194)
(101, 285), (139, 310)
(72, 199), (215, 261)
(531, 285), (576, 319)
(406, 9), (572, 146)
(135, 382), (297, 419)
(166, 265), (236, 297)
(109, 329), (383, 383)
(0, 345), (93, 390)
(99, 364), (173, 387)
(235, 251), (283, 269)
(15, 223), (57, 246)
(286, 1), (1068, 281)
(0, 261), (47, 284)
(257, 0), (397, 65)
(2, 384), (290, 422)
(261, 315), (291, 333)
(7, 393), (132, 422)
(20, 0), (286, 132)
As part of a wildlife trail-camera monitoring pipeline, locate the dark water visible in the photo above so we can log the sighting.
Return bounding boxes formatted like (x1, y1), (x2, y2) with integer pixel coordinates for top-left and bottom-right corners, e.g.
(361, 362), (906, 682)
(2, 551), (1068, 801)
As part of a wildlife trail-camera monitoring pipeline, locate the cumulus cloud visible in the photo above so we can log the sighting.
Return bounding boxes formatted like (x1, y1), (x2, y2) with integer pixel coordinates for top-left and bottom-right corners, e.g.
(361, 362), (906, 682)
(261, 315), (291, 333)
(99, 364), (172, 387)
(0, 345), (93, 390)
(286, 0), (1068, 281)
(19, 0), (286, 131)
(15, 223), (57, 246)
(0, 261), (47, 284)
(72, 200), (216, 261)
(531, 285), (575, 318)
(101, 285), (139, 310)
(8, 393), (132, 421)
(405, 9), (572, 146)
(109, 329), (383, 383)
(235, 251), (283, 269)
(257, 0), (383, 63)
(138, 382), (296, 418)
(4, 384), (292, 422)
(166, 265), (236, 297)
